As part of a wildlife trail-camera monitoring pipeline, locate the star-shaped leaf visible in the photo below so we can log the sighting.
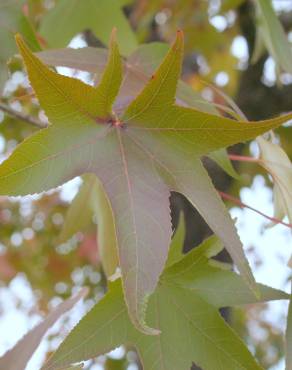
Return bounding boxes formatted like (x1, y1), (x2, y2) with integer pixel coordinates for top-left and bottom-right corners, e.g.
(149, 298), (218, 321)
(42, 237), (288, 370)
(0, 30), (291, 334)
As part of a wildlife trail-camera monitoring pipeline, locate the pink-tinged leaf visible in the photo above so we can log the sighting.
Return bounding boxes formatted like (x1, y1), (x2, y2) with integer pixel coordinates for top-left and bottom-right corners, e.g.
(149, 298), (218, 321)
(0, 288), (87, 370)
(0, 30), (291, 335)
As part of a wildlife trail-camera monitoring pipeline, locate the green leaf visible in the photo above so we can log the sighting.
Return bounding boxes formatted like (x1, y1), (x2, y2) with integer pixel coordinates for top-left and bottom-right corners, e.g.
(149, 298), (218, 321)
(60, 173), (119, 277)
(0, 288), (87, 370)
(208, 148), (240, 179)
(254, 0), (292, 74)
(43, 237), (287, 370)
(92, 176), (119, 278)
(220, 0), (245, 12)
(1, 31), (292, 334)
(257, 136), (292, 224)
(0, 0), (40, 91)
(59, 175), (96, 243)
(39, 0), (137, 56)
(164, 236), (288, 307)
(165, 211), (186, 268)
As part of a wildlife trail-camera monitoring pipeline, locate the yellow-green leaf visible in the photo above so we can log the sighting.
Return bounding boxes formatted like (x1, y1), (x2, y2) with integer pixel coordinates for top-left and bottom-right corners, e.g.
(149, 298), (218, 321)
(257, 136), (292, 224)
(254, 0), (292, 74)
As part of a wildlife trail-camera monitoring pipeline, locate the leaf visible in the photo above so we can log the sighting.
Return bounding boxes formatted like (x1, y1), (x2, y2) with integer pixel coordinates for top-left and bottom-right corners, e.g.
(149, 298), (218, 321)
(286, 280), (292, 370)
(36, 42), (217, 114)
(39, 0), (137, 55)
(59, 175), (96, 243)
(92, 175), (119, 278)
(164, 236), (289, 308)
(0, 0), (40, 91)
(1, 31), (292, 334)
(254, 0), (292, 74)
(208, 148), (240, 179)
(37, 43), (236, 179)
(165, 211), (185, 268)
(42, 237), (288, 370)
(220, 0), (245, 12)
(0, 288), (87, 370)
(257, 136), (292, 224)
(60, 173), (119, 277)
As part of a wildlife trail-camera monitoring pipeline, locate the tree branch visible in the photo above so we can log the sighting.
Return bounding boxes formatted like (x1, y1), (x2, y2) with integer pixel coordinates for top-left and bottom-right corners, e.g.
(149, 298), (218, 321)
(0, 102), (47, 128)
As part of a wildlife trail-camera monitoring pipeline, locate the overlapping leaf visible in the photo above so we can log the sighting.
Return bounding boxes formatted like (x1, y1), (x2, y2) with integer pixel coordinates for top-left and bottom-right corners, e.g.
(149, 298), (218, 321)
(39, 0), (137, 55)
(60, 174), (119, 278)
(0, 288), (87, 370)
(42, 237), (288, 370)
(0, 30), (292, 334)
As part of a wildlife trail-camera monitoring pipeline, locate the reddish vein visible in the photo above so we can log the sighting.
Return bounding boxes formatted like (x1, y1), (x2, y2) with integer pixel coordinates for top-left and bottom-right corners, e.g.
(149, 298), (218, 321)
(219, 190), (292, 229)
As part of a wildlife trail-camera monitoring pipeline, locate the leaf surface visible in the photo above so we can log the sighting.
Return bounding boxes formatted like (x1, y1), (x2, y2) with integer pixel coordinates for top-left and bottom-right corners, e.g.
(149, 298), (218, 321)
(1, 31), (292, 334)
(43, 238), (287, 370)
(0, 288), (87, 370)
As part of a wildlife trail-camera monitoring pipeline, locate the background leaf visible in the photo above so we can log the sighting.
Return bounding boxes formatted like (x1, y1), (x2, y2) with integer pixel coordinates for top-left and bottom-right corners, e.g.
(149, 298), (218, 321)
(39, 0), (137, 55)
(254, 0), (292, 74)
(0, 288), (87, 370)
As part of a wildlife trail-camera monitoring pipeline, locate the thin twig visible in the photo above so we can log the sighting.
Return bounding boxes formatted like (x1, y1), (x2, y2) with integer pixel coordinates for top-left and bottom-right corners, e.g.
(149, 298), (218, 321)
(219, 190), (292, 229)
(228, 154), (261, 163)
(0, 102), (47, 128)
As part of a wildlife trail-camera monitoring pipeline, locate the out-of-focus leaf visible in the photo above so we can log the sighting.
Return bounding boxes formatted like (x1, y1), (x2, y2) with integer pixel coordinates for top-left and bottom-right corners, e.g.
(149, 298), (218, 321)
(254, 0), (292, 74)
(92, 176), (119, 278)
(39, 0), (137, 55)
(36, 47), (108, 74)
(0, 288), (87, 370)
(60, 173), (119, 277)
(43, 237), (288, 370)
(0, 0), (40, 91)
(2, 31), (292, 333)
(165, 212), (185, 267)
(257, 136), (292, 224)
(209, 148), (240, 179)
(59, 175), (96, 243)
(220, 0), (245, 12)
